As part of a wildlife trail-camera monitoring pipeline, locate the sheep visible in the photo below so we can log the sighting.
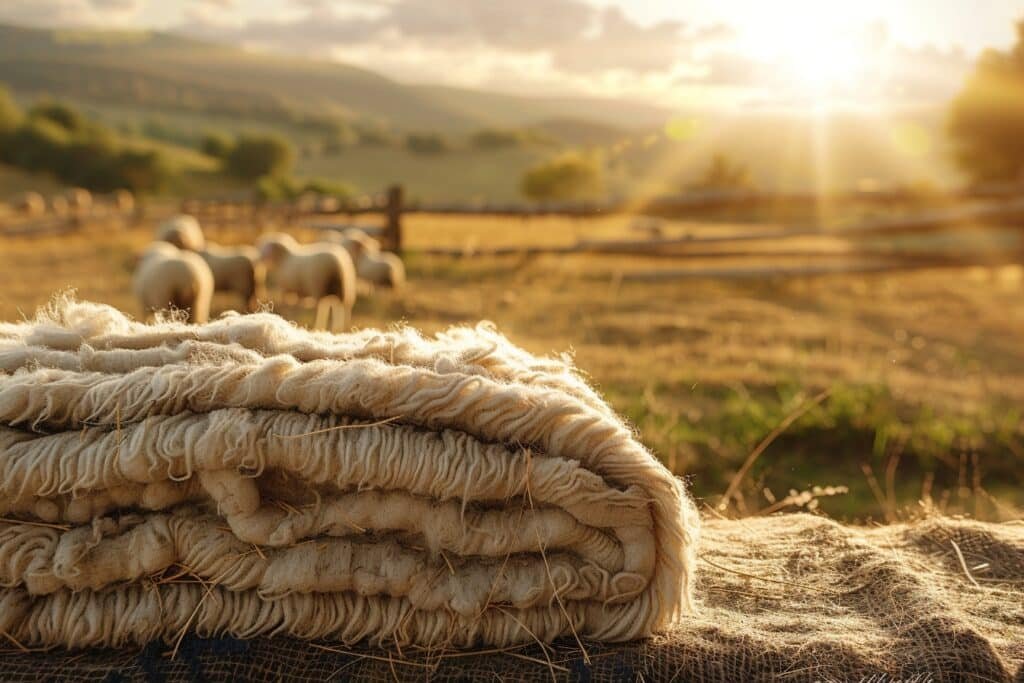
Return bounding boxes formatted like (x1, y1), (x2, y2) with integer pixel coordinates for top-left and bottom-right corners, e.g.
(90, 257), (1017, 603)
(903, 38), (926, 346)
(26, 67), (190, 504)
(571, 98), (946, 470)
(14, 192), (45, 217)
(133, 241), (214, 324)
(257, 232), (356, 331)
(340, 228), (382, 260)
(50, 195), (69, 218)
(200, 243), (265, 312)
(156, 214), (206, 252)
(66, 188), (92, 217)
(319, 228), (402, 292)
(112, 189), (135, 214)
(356, 250), (405, 291)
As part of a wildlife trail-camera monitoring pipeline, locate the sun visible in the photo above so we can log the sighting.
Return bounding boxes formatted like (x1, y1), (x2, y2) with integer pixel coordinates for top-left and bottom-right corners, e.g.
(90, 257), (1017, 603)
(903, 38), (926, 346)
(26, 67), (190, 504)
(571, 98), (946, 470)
(739, 16), (871, 103)
(783, 32), (863, 92)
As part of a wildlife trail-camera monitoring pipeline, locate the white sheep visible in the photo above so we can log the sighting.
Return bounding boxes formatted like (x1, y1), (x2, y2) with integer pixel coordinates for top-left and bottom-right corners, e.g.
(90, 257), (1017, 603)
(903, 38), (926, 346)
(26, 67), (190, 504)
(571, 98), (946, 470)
(257, 232), (356, 331)
(320, 229), (403, 292)
(50, 195), (69, 217)
(133, 241), (214, 324)
(66, 188), (92, 217)
(200, 243), (265, 312)
(112, 189), (135, 214)
(14, 192), (45, 217)
(156, 214), (206, 252)
(355, 250), (405, 291)
(339, 228), (382, 259)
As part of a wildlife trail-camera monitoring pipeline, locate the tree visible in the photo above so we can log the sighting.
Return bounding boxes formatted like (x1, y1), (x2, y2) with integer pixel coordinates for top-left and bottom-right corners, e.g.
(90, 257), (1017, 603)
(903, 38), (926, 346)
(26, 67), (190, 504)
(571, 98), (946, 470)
(2, 118), (70, 172)
(693, 153), (753, 191)
(29, 101), (86, 133)
(0, 86), (21, 133)
(224, 134), (294, 180)
(520, 151), (604, 201)
(469, 128), (526, 150)
(108, 149), (171, 193)
(404, 132), (448, 155)
(949, 21), (1024, 184)
(200, 132), (233, 159)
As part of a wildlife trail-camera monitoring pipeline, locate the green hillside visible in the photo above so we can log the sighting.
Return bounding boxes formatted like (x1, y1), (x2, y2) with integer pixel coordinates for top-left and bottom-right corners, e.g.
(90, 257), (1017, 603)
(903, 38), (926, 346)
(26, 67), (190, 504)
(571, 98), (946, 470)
(0, 24), (665, 133)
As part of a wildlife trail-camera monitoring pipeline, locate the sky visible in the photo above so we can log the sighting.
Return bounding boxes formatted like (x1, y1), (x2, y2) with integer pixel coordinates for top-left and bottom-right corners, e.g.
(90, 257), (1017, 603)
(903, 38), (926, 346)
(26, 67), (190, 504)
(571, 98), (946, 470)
(1, 0), (1022, 109)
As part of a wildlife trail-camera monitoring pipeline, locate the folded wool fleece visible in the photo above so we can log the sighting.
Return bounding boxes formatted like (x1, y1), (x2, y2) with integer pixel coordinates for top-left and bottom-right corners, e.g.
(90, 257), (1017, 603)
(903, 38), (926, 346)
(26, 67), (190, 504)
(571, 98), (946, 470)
(0, 299), (699, 649)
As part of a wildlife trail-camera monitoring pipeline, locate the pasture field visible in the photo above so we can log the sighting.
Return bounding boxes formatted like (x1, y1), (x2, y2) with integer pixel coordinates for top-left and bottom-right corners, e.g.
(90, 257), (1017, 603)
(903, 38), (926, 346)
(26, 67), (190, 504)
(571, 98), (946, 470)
(2, 209), (1022, 521)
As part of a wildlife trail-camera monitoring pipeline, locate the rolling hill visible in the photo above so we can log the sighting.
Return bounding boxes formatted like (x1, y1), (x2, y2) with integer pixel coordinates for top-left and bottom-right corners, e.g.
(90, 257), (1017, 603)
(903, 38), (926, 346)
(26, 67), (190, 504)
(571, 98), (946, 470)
(0, 23), (665, 133)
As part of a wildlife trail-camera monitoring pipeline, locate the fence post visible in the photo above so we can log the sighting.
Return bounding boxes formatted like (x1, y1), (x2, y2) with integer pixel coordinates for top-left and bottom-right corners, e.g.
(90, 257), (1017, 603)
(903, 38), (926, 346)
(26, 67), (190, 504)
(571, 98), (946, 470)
(385, 184), (404, 253)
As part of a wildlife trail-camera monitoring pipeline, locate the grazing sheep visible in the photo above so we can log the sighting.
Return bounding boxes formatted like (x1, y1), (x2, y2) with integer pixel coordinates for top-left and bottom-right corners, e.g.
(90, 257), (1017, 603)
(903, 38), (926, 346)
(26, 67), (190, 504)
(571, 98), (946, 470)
(50, 195), (69, 217)
(112, 189), (135, 214)
(200, 243), (265, 312)
(320, 229), (402, 292)
(342, 228), (381, 259)
(66, 188), (93, 217)
(157, 214), (206, 252)
(257, 232), (356, 331)
(13, 191), (45, 217)
(356, 251), (405, 291)
(133, 241), (214, 324)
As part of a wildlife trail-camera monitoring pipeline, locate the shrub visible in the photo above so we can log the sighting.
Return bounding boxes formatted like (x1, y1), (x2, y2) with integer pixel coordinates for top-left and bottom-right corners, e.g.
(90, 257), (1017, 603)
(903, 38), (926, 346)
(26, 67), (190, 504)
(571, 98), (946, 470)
(0, 108), (169, 193)
(108, 149), (171, 193)
(404, 132), (448, 155)
(225, 134), (294, 180)
(0, 86), (22, 133)
(354, 123), (394, 147)
(28, 101), (86, 133)
(692, 153), (753, 191)
(520, 151), (604, 200)
(2, 118), (70, 172)
(949, 21), (1024, 184)
(469, 128), (527, 150)
(199, 132), (233, 160)
(256, 175), (356, 202)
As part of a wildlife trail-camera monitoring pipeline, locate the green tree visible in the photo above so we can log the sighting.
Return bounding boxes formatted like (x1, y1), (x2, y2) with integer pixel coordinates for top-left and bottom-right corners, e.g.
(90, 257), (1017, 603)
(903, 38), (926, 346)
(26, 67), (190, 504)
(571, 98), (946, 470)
(949, 21), (1024, 184)
(225, 134), (294, 180)
(520, 151), (604, 200)
(108, 149), (171, 193)
(404, 132), (449, 155)
(469, 128), (526, 150)
(693, 153), (753, 191)
(29, 101), (86, 133)
(2, 118), (70, 172)
(200, 131), (233, 159)
(0, 86), (22, 132)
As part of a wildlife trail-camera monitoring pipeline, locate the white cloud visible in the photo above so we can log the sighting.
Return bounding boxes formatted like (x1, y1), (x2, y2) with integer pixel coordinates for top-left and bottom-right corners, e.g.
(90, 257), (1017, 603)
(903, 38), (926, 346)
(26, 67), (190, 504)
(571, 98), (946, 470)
(0, 0), (142, 26)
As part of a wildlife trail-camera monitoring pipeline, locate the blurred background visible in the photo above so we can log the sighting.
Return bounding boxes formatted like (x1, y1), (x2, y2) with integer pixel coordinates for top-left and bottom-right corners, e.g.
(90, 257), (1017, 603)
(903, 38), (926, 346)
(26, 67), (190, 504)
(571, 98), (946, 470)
(1, 0), (1023, 522)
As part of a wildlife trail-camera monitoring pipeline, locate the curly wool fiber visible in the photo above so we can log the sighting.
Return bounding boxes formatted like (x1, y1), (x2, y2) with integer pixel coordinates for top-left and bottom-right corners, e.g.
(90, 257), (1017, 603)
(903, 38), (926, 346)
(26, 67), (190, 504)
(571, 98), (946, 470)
(0, 298), (699, 650)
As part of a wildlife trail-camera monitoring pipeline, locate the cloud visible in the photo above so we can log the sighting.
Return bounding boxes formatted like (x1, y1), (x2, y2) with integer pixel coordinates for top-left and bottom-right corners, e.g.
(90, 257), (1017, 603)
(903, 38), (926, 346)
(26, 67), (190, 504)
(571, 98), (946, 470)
(181, 0), (715, 76)
(549, 7), (684, 74)
(0, 0), (141, 26)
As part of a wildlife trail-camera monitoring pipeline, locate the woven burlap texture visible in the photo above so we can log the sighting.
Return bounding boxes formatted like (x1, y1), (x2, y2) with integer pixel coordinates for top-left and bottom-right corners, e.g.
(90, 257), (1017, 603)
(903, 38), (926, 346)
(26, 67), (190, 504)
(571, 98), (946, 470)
(0, 298), (698, 649)
(1, 514), (1021, 682)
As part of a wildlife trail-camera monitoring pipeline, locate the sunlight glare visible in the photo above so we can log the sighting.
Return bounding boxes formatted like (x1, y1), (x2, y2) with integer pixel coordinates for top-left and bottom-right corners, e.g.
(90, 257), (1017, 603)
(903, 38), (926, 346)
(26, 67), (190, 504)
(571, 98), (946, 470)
(739, 6), (873, 103)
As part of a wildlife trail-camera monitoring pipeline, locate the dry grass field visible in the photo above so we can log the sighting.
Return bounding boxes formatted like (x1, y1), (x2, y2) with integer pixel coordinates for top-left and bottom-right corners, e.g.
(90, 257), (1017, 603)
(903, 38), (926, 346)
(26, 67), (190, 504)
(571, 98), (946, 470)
(2, 209), (1023, 521)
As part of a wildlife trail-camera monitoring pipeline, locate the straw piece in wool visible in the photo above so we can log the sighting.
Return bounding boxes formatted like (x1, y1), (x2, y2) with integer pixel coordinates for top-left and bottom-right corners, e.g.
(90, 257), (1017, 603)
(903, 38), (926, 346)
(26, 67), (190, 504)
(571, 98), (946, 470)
(0, 298), (699, 648)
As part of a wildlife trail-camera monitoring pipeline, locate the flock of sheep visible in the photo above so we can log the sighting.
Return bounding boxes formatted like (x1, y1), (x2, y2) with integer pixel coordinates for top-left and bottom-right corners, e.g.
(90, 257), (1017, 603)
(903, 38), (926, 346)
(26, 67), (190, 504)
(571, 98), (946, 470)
(135, 215), (405, 330)
(10, 188), (133, 219)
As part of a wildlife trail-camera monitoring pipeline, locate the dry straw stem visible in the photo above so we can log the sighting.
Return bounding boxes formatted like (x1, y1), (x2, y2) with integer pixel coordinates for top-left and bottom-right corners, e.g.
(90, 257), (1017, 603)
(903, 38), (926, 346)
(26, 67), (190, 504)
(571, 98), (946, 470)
(0, 297), (699, 649)
(718, 388), (832, 512)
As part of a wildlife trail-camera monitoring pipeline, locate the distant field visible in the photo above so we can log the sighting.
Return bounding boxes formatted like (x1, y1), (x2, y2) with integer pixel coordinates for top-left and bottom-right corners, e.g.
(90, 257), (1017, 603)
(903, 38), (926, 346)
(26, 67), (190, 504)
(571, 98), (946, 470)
(2, 209), (1021, 522)
(58, 97), (966, 202)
